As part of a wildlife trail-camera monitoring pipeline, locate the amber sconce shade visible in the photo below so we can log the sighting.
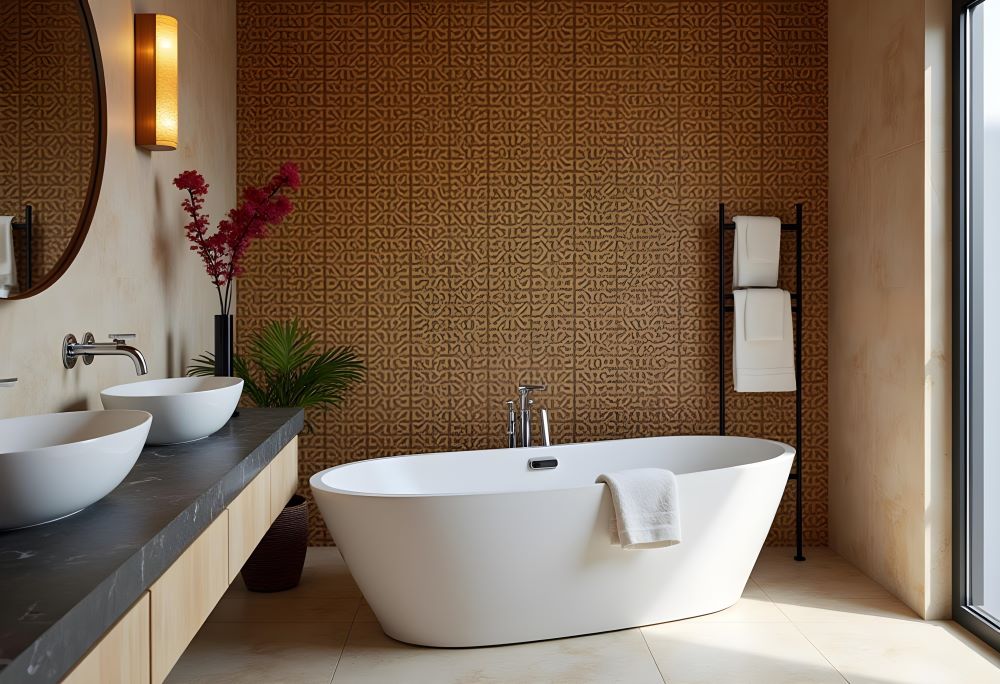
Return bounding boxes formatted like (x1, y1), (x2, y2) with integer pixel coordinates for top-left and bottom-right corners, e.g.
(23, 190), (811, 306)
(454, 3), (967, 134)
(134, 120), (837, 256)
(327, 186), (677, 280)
(134, 14), (178, 151)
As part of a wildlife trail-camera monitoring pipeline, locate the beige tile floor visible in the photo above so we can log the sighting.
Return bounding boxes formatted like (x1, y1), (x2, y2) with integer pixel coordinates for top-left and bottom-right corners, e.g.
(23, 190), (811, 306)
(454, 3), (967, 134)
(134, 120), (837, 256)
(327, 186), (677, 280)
(167, 546), (1000, 684)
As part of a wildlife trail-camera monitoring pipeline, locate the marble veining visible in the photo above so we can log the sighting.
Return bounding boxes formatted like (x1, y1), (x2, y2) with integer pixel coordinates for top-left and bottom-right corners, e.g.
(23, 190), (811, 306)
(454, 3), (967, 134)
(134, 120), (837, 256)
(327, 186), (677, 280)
(0, 407), (303, 684)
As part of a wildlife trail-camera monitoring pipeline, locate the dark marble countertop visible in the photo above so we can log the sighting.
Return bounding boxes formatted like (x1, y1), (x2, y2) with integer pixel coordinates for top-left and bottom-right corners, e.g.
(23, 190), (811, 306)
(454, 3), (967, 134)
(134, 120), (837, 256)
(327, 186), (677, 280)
(0, 407), (304, 684)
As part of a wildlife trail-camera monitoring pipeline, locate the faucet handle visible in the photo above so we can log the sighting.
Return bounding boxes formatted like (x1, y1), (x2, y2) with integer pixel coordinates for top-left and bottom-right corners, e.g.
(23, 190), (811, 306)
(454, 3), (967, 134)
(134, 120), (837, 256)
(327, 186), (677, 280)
(0, 378), (17, 387)
(109, 333), (136, 341)
(539, 408), (551, 447)
(517, 384), (546, 394)
(505, 400), (517, 448)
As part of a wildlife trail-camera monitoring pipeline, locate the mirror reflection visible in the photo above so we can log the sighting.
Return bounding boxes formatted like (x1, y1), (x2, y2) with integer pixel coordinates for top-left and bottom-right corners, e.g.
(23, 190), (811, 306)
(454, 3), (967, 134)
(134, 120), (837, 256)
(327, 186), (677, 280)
(0, 0), (101, 299)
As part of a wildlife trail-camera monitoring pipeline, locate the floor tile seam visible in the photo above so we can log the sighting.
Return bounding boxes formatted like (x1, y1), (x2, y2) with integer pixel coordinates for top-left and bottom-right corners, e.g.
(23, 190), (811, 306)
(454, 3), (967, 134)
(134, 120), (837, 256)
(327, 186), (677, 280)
(329, 618), (360, 684)
(637, 627), (670, 684)
(643, 619), (853, 684)
(755, 586), (898, 600)
(786, 619), (854, 684)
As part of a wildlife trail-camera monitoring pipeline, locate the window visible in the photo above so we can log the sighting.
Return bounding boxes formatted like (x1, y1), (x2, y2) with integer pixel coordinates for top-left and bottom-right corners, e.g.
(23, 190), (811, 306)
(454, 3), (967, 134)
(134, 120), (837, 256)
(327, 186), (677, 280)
(956, 0), (1000, 650)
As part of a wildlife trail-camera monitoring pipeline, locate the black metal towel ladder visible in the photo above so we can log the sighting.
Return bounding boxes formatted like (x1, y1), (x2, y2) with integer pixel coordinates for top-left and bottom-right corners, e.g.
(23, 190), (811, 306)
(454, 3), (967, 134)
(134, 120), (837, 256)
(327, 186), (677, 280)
(718, 202), (805, 562)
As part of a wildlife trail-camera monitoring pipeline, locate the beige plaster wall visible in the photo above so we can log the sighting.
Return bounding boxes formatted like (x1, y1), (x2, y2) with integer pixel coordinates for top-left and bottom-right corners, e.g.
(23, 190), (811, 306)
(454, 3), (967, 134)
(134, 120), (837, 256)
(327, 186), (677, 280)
(828, 0), (951, 619)
(0, 0), (235, 417)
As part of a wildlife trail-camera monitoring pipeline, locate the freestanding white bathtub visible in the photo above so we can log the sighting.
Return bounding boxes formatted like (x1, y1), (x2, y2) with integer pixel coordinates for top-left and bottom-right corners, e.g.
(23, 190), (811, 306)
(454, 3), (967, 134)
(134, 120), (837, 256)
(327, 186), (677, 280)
(310, 435), (793, 647)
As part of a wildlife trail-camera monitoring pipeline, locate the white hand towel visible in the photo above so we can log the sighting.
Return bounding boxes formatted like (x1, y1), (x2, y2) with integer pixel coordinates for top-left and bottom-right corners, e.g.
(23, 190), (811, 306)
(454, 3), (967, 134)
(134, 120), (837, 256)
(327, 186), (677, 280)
(745, 288), (785, 341)
(733, 215), (781, 287)
(596, 468), (681, 549)
(733, 289), (796, 392)
(0, 216), (17, 299)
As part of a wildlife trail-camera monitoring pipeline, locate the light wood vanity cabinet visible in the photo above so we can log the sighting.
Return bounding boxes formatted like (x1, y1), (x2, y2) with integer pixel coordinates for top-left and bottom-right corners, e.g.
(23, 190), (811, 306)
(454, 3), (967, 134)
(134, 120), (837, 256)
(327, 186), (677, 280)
(227, 468), (271, 583)
(270, 437), (299, 519)
(229, 437), (298, 581)
(60, 437), (299, 684)
(62, 594), (150, 684)
(150, 511), (229, 683)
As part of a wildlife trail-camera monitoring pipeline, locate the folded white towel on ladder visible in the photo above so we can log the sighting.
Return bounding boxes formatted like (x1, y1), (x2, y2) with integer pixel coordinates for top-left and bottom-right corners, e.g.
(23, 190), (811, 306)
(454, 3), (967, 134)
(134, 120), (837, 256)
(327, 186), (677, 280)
(733, 215), (781, 287)
(733, 289), (796, 392)
(0, 216), (17, 299)
(596, 468), (681, 549)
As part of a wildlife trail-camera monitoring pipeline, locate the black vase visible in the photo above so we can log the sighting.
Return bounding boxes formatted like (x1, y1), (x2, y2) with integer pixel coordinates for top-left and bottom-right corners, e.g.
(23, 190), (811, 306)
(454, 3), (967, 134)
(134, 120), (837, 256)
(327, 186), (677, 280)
(214, 314), (233, 377)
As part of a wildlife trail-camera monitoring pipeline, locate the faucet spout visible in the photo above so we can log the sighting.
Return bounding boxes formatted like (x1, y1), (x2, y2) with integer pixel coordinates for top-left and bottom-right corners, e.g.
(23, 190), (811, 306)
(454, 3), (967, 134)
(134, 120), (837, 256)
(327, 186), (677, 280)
(116, 345), (148, 375)
(62, 333), (149, 375)
(512, 384), (547, 448)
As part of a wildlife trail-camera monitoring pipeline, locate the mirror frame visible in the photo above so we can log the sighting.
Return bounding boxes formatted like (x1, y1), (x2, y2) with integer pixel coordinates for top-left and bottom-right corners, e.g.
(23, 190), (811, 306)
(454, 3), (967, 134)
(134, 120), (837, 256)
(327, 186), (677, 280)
(6, 0), (107, 300)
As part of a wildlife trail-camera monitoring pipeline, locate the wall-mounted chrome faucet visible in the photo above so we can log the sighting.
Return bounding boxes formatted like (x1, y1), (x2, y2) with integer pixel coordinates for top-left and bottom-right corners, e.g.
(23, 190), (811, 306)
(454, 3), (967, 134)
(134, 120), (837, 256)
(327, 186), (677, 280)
(506, 384), (552, 448)
(62, 333), (148, 375)
(0, 377), (16, 388)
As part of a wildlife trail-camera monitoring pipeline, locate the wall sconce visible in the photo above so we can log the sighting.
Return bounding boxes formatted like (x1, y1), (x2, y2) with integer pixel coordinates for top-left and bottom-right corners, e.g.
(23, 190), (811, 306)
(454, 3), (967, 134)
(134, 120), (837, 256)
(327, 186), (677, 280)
(134, 14), (178, 151)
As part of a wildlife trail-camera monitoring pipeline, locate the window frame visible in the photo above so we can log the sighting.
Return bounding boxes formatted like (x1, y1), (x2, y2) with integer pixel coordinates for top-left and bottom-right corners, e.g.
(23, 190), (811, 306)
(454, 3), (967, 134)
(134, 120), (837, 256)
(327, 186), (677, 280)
(954, 0), (1000, 651)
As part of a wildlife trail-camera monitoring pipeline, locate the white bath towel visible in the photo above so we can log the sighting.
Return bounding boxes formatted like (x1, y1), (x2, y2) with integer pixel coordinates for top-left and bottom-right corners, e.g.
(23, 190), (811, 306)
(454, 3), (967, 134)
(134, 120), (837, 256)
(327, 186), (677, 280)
(596, 468), (681, 549)
(733, 215), (781, 288)
(744, 288), (785, 341)
(0, 216), (16, 298)
(733, 289), (796, 392)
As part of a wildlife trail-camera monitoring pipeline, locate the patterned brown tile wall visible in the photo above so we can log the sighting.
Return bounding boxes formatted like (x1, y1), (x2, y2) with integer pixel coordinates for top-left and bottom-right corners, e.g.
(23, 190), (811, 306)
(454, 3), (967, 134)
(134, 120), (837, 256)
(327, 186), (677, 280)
(236, 0), (829, 546)
(0, 0), (96, 288)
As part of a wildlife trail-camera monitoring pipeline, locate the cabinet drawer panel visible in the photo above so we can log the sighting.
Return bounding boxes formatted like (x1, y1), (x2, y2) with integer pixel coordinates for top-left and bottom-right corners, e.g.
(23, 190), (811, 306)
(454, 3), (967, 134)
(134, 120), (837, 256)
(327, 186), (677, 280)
(62, 593), (150, 684)
(270, 437), (299, 521)
(227, 467), (271, 581)
(150, 511), (228, 684)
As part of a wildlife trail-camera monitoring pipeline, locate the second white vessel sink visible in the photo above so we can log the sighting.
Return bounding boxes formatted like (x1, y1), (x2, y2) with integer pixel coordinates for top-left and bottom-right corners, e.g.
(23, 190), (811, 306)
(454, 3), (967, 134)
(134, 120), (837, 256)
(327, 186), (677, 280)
(0, 410), (152, 530)
(101, 377), (244, 445)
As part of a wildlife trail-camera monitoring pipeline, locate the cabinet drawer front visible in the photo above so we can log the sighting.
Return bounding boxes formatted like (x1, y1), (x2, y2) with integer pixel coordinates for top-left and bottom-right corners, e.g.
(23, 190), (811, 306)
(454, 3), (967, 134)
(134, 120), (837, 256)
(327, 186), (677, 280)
(150, 512), (228, 684)
(270, 437), (299, 520)
(62, 593), (150, 684)
(228, 466), (271, 581)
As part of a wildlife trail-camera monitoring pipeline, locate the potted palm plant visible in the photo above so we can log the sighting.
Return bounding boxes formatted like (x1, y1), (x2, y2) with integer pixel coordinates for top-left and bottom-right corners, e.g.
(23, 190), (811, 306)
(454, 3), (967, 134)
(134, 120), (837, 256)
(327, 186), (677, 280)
(188, 319), (364, 591)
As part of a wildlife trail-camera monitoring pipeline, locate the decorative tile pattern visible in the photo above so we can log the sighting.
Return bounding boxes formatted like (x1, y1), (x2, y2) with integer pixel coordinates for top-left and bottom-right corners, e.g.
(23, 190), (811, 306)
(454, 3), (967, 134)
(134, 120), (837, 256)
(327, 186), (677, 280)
(0, 0), (96, 289)
(236, 0), (829, 545)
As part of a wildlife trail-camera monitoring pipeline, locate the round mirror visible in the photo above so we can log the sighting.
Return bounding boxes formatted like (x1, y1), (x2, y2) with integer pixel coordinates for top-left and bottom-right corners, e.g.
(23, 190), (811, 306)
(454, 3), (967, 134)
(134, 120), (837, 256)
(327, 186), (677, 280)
(0, 0), (105, 300)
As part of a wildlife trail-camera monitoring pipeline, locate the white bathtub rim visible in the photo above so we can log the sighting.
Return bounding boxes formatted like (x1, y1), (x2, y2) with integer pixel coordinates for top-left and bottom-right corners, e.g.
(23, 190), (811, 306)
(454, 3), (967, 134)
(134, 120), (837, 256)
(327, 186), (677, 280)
(309, 434), (795, 499)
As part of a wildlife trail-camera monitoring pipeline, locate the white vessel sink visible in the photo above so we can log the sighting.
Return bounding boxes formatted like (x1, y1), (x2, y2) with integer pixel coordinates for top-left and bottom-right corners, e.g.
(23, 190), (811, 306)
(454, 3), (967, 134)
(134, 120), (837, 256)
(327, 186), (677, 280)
(0, 410), (151, 531)
(101, 377), (243, 445)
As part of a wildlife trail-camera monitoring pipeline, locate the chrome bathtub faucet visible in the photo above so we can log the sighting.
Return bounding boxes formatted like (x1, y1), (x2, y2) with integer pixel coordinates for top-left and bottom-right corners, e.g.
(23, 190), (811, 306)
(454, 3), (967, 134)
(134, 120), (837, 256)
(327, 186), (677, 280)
(506, 384), (551, 448)
(62, 332), (148, 375)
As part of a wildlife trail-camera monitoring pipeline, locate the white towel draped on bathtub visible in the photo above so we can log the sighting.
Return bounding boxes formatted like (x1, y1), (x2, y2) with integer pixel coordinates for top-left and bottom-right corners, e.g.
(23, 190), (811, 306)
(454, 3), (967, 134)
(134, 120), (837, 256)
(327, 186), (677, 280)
(596, 468), (681, 549)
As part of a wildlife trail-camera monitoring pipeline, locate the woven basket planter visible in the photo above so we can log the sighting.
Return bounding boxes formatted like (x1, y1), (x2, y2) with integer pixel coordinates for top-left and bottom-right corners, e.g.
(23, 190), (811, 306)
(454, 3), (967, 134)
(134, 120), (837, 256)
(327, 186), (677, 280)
(241, 494), (308, 592)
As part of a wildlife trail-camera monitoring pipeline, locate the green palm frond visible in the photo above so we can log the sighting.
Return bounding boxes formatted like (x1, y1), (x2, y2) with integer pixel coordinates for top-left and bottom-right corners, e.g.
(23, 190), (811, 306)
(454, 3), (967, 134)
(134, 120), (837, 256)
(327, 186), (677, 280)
(186, 319), (364, 431)
(187, 352), (217, 377)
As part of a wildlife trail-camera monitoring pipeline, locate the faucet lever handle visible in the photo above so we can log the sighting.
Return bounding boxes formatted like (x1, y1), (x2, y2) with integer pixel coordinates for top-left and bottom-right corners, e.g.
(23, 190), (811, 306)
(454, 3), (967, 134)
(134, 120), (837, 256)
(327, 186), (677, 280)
(516, 384), (546, 394)
(0, 378), (17, 387)
(505, 400), (517, 448)
(109, 333), (136, 341)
